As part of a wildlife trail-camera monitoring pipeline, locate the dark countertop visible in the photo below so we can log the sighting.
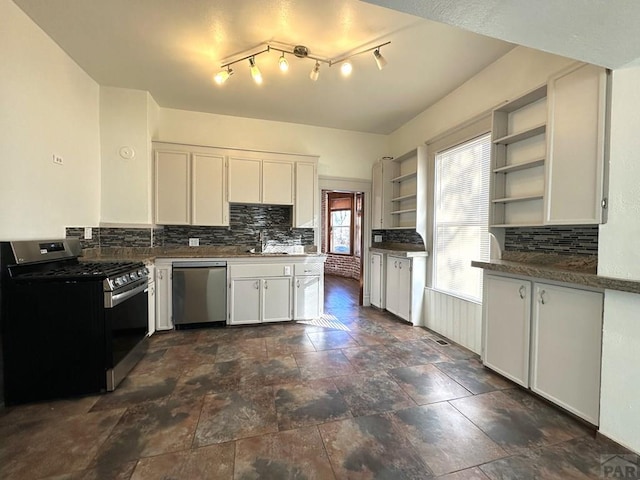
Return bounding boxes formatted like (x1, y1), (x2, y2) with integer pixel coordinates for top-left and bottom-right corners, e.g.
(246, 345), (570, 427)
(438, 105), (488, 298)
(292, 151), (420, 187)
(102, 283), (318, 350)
(472, 252), (640, 295)
(81, 246), (325, 263)
(370, 242), (429, 258)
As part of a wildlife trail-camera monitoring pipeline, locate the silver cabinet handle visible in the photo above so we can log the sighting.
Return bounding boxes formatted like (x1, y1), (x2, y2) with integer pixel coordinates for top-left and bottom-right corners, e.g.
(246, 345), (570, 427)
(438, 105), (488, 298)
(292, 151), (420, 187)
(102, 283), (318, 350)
(158, 271), (163, 280)
(254, 280), (259, 289)
(399, 262), (402, 270)
(540, 289), (546, 304)
(519, 285), (526, 299)
(394, 261), (398, 268)
(264, 280), (268, 290)
(296, 279), (300, 288)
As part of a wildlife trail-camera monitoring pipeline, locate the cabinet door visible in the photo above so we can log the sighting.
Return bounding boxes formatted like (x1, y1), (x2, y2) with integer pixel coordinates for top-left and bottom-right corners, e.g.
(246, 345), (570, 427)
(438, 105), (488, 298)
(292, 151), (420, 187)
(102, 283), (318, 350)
(372, 162), (383, 230)
(385, 256), (399, 315)
(483, 275), (531, 387)
(147, 281), (156, 336)
(192, 153), (228, 226)
(370, 253), (384, 308)
(155, 150), (190, 225)
(228, 157), (261, 204)
(545, 64), (607, 224)
(294, 275), (321, 320)
(397, 258), (412, 321)
(155, 265), (173, 331)
(263, 160), (293, 205)
(229, 278), (262, 325)
(263, 277), (292, 322)
(531, 283), (603, 424)
(294, 162), (316, 228)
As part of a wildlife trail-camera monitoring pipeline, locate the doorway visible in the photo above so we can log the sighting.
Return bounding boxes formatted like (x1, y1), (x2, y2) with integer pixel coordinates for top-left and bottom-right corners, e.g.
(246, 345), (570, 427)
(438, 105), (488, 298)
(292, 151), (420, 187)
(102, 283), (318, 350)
(321, 189), (364, 305)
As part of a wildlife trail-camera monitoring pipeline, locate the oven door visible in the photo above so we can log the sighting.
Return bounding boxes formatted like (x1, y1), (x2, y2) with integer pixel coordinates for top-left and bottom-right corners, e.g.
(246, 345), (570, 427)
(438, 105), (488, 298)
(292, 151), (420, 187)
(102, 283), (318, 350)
(104, 280), (149, 390)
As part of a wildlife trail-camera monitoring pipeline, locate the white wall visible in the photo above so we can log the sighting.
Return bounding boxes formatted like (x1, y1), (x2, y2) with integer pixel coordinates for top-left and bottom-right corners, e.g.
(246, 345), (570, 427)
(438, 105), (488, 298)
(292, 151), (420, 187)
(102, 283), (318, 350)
(158, 108), (388, 180)
(100, 87), (154, 224)
(598, 66), (640, 454)
(389, 46), (575, 154)
(0, 0), (101, 240)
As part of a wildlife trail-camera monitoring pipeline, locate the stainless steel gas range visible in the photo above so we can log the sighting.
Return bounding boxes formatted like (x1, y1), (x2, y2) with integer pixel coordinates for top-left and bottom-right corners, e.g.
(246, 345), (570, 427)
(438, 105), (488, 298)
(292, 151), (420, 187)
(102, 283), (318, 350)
(0, 239), (149, 405)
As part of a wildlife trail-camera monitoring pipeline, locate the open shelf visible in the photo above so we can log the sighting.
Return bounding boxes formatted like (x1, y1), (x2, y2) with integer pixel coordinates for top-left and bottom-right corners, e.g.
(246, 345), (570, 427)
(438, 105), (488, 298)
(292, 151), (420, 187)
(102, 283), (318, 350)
(390, 208), (417, 215)
(493, 123), (546, 145)
(391, 193), (417, 202)
(391, 171), (417, 183)
(490, 223), (545, 228)
(494, 157), (545, 174)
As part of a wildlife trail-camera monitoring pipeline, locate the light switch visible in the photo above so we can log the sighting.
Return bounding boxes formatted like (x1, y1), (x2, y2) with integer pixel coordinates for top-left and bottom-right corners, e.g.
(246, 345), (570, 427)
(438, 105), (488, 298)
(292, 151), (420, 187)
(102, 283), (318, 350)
(374, 235), (382, 242)
(189, 238), (200, 246)
(284, 266), (291, 275)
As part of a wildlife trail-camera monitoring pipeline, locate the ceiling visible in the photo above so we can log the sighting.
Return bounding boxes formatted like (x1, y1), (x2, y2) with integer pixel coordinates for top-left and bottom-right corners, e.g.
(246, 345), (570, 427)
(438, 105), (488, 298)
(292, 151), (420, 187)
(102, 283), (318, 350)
(363, 0), (640, 69)
(13, 0), (515, 134)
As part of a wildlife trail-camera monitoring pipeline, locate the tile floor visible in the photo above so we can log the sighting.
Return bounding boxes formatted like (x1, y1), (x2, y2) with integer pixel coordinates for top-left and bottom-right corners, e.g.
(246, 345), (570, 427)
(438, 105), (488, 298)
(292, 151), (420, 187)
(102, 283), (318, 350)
(0, 275), (635, 479)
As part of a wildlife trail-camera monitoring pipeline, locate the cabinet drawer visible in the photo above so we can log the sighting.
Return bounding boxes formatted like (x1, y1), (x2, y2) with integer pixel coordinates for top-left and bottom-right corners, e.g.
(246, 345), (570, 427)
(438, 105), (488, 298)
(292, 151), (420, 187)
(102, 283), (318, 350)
(294, 263), (324, 276)
(230, 264), (293, 278)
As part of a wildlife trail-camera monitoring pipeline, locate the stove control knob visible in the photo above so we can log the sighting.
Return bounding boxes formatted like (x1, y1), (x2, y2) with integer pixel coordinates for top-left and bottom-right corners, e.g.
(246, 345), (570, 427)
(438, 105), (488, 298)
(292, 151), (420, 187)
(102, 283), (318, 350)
(114, 277), (123, 287)
(120, 275), (129, 284)
(130, 272), (138, 280)
(139, 268), (147, 277)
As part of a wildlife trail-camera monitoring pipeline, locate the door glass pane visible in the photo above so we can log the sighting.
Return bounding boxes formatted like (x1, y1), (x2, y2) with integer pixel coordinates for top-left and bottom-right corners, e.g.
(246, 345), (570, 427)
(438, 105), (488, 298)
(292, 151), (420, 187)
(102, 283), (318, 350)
(331, 210), (351, 253)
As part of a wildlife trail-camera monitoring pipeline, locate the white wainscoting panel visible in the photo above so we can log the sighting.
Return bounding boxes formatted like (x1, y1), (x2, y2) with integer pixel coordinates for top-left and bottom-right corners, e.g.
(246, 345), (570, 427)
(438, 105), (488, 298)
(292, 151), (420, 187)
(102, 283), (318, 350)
(423, 288), (483, 354)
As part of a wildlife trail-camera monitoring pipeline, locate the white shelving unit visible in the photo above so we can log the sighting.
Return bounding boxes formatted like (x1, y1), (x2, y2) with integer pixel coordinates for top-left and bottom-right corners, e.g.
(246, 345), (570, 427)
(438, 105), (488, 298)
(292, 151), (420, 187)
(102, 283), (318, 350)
(490, 85), (548, 227)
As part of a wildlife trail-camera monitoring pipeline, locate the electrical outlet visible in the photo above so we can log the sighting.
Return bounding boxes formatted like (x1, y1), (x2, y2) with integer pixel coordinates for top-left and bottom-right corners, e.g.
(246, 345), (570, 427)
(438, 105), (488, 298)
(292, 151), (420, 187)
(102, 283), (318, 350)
(52, 154), (63, 165)
(188, 238), (199, 247)
(84, 227), (92, 240)
(283, 266), (291, 275)
(374, 235), (383, 242)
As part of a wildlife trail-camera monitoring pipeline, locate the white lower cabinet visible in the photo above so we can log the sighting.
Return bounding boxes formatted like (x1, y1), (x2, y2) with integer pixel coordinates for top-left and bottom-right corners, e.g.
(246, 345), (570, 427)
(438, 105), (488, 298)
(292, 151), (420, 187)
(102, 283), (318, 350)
(530, 283), (603, 425)
(147, 281), (156, 336)
(229, 277), (292, 325)
(294, 275), (322, 320)
(370, 252), (385, 308)
(263, 277), (293, 322)
(386, 256), (412, 321)
(483, 272), (603, 424)
(155, 261), (173, 331)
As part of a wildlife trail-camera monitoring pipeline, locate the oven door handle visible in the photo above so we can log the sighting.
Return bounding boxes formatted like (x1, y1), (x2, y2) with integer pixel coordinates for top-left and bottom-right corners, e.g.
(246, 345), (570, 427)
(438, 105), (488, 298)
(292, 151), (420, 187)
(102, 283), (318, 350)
(106, 282), (148, 308)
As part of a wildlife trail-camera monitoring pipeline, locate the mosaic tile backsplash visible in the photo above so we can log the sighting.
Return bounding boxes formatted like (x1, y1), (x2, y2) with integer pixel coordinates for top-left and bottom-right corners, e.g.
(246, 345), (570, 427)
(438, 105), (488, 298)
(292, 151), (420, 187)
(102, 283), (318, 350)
(67, 205), (314, 250)
(504, 226), (598, 256)
(372, 229), (424, 246)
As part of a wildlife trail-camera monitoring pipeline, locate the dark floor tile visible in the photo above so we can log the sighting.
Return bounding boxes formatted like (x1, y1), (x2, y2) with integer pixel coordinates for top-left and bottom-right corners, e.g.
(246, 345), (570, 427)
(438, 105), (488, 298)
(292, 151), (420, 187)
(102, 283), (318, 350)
(92, 395), (203, 467)
(215, 337), (268, 362)
(275, 379), (351, 430)
(319, 413), (434, 479)
(239, 355), (302, 387)
(390, 403), (506, 476)
(386, 340), (451, 366)
(194, 386), (278, 446)
(387, 325), (434, 341)
(174, 360), (242, 397)
(197, 325), (260, 343)
(435, 358), (514, 394)
(334, 373), (415, 417)
(0, 409), (125, 480)
(425, 338), (477, 360)
(235, 426), (335, 479)
(265, 333), (317, 356)
(90, 374), (178, 412)
(294, 350), (356, 380)
(389, 364), (472, 405)
(130, 443), (235, 480)
(148, 330), (200, 350)
(43, 461), (137, 480)
(0, 395), (99, 425)
(450, 389), (590, 454)
(341, 344), (406, 373)
(436, 467), (491, 480)
(307, 330), (360, 351)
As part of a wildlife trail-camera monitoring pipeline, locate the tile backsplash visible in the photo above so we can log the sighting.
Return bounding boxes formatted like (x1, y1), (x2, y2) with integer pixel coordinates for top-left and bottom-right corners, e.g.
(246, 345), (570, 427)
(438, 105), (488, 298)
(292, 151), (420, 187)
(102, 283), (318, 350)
(504, 226), (598, 256)
(67, 205), (314, 250)
(372, 229), (424, 246)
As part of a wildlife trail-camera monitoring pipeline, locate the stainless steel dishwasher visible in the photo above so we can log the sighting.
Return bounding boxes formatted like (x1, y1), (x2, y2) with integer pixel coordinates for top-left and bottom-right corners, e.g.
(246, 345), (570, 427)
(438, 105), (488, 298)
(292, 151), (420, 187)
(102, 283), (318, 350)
(172, 261), (227, 328)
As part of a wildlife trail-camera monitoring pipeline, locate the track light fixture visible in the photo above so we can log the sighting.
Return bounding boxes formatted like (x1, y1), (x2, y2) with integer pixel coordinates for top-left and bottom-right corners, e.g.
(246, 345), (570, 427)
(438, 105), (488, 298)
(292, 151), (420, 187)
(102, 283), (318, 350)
(373, 48), (387, 70)
(249, 57), (262, 85)
(213, 41), (390, 86)
(309, 61), (320, 81)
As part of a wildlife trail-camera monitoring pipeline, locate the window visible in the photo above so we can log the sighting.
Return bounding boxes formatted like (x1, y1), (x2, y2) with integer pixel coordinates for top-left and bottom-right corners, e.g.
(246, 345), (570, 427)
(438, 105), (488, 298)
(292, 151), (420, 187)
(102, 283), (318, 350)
(327, 193), (354, 254)
(433, 133), (491, 302)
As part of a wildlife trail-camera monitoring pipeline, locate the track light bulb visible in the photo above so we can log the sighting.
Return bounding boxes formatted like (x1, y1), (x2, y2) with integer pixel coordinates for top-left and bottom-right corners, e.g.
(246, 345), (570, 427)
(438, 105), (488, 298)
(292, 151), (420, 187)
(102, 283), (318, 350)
(373, 49), (387, 70)
(340, 60), (353, 77)
(249, 57), (262, 85)
(213, 67), (233, 85)
(309, 61), (320, 81)
(279, 53), (289, 72)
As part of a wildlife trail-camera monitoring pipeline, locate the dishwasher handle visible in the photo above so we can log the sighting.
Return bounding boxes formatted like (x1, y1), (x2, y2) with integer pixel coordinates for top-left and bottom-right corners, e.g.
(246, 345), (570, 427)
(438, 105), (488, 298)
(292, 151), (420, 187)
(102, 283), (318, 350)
(173, 261), (227, 268)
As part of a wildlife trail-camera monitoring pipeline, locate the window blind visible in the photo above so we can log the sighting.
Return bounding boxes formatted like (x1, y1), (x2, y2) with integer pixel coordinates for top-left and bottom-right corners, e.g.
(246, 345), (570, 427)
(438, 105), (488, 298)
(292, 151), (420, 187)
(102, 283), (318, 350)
(433, 133), (491, 302)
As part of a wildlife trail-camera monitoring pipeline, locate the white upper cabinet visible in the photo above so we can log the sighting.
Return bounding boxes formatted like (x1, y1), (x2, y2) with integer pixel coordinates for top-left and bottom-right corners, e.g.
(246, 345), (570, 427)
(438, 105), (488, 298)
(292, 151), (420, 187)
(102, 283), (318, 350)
(545, 64), (608, 225)
(294, 162), (317, 228)
(155, 150), (190, 225)
(262, 160), (293, 205)
(154, 143), (228, 226)
(371, 161), (384, 230)
(228, 157), (262, 204)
